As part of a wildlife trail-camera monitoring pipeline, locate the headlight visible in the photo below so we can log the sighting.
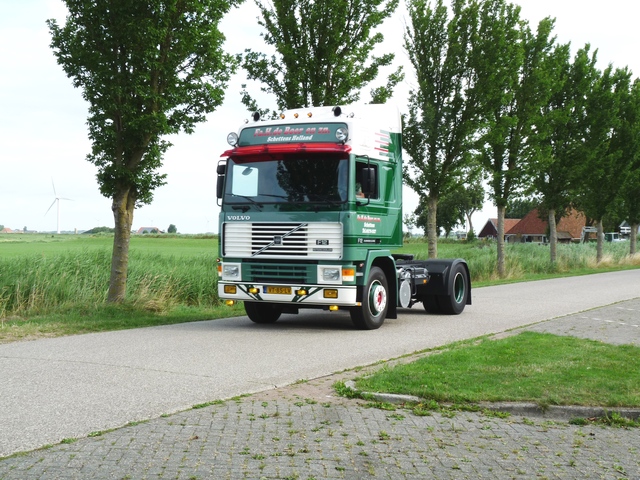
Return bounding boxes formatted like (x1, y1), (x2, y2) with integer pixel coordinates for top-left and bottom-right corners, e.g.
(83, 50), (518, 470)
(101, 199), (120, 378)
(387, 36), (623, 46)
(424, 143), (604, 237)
(222, 264), (241, 280)
(322, 268), (340, 281)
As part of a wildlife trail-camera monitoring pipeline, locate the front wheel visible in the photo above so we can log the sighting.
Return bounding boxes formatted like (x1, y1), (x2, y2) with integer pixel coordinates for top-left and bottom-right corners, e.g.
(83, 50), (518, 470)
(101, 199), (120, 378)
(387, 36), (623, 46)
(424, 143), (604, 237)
(245, 302), (282, 324)
(351, 266), (388, 330)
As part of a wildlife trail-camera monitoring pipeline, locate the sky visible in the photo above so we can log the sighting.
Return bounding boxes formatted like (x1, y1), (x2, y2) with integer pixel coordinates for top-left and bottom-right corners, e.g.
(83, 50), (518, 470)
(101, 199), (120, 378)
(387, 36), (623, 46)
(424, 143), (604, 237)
(0, 0), (638, 234)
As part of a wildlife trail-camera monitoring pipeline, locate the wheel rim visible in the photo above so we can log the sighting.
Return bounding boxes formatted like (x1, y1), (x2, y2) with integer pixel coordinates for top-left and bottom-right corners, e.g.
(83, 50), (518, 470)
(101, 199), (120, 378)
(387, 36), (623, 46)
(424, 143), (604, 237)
(453, 272), (465, 304)
(368, 281), (387, 316)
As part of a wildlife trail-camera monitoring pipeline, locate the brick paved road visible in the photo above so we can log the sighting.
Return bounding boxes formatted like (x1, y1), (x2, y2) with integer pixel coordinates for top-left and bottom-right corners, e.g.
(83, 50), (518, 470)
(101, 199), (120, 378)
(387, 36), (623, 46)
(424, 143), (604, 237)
(1, 298), (639, 479)
(1, 396), (639, 479)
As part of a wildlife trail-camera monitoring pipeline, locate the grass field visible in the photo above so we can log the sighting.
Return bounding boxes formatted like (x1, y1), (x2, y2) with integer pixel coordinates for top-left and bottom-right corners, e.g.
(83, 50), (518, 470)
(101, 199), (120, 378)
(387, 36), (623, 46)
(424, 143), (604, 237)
(1, 233), (639, 343)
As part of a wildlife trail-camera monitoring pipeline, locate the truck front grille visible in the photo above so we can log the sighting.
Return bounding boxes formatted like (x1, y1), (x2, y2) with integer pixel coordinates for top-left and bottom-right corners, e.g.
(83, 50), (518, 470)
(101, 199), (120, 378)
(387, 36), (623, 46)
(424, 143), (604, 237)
(223, 222), (343, 260)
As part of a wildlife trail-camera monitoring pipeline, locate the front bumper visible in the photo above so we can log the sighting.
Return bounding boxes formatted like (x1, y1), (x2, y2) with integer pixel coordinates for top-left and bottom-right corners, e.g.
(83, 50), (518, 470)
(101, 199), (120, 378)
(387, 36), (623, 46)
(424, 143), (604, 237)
(218, 282), (358, 306)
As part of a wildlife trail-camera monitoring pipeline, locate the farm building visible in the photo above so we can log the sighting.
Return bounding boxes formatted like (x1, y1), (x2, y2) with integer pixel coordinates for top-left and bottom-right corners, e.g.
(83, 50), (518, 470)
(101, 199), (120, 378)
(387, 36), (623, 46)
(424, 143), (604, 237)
(506, 208), (586, 243)
(477, 218), (521, 240)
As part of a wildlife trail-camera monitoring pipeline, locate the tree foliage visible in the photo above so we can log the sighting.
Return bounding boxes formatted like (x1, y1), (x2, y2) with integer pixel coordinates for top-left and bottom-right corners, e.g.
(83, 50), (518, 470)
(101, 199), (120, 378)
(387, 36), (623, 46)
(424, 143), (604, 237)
(48, 0), (239, 302)
(239, 0), (403, 113)
(529, 45), (596, 261)
(505, 197), (538, 219)
(573, 66), (636, 261)
(618, 79), (640, 255)
(472, 0), (556, 276)
(403, 0), (480, 258)
(414, 177), (482, 239)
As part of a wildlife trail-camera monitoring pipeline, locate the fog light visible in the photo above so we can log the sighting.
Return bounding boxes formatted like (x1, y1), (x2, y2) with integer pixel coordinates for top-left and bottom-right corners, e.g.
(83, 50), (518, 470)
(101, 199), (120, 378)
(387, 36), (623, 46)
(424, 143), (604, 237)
(225, 300), (235, 306)
(249, 287), (260, 294)
(224, 285), (237, 294)
(329, 305), (339, 311)
(324, 289), (338, 299)
(296, 289), (308, 296)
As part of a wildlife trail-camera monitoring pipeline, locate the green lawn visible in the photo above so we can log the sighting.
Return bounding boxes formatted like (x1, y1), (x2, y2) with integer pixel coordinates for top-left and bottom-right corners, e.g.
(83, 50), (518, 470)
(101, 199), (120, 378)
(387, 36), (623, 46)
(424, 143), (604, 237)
(350, 332), (640, 416)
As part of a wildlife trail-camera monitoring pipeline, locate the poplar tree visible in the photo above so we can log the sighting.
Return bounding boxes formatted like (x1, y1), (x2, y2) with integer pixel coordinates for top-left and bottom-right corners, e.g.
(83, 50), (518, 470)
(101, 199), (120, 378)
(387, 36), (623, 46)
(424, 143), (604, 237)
(48, 0), (239, 302)
(575, 66), (637, 262)
(531, 45), (596, 263)
(239, 0), (403, 112)
(471, 0), (556, 277)
(617, 79), (640, 256)
(403, 0), (480, 258)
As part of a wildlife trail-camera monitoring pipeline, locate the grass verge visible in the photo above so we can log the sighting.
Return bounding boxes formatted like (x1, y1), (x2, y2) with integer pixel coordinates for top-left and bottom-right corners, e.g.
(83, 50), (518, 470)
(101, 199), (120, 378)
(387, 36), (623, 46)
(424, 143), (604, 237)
(352, 332), (640, 409)
(0, 302), (246, 344)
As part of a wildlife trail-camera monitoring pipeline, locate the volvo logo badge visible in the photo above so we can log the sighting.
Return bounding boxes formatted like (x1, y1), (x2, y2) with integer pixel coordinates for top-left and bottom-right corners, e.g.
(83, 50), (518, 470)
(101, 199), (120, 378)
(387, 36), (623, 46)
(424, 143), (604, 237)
(274, 235), (283, 245)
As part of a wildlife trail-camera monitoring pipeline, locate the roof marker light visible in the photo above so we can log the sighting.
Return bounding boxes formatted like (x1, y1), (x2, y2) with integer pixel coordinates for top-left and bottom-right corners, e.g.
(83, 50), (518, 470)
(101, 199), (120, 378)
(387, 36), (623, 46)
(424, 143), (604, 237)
(294, 113), (299, 118)
(307, 112), (312, 118)
(280, 113), (286, 119)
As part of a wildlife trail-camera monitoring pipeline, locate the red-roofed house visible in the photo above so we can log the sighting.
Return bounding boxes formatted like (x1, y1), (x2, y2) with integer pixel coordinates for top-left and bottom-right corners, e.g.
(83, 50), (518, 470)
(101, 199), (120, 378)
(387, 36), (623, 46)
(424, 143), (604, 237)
(506, 208), (586, 243)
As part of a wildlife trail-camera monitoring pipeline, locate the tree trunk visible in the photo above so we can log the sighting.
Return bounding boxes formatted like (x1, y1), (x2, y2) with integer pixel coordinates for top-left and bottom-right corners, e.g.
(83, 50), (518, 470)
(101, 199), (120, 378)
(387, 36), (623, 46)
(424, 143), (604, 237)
(631, 223), (639, 255)
(596, 219), (604, 264)
(548, 208), (557, 263)
(466, 212), (474, 238)
(497, 205), (506, 278)
(427, 196), (438, 259)
(107, 187), (136, 303)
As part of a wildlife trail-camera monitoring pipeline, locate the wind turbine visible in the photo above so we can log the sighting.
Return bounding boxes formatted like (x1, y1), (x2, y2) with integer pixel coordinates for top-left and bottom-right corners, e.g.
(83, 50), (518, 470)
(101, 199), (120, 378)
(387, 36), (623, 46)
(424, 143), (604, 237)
(45, 180), (72, 234)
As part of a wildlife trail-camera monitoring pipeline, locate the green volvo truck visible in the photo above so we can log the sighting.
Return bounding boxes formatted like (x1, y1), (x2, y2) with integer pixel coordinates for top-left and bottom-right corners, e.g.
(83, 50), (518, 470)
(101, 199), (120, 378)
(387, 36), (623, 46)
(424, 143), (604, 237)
(216, 104), (471, 329)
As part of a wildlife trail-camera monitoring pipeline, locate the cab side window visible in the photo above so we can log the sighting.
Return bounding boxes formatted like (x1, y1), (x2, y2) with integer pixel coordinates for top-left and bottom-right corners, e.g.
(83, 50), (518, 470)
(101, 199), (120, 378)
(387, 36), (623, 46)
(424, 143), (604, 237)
(355, 161), (379, 199)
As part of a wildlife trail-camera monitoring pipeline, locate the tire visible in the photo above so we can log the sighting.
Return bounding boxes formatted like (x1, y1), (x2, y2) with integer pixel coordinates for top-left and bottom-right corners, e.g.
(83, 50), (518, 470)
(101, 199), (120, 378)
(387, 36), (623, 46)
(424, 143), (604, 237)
(245, 302), (282, 324)
(423, 294), (441, 314)
(439, 263), (468, 315)
(351, 266), (388, 330)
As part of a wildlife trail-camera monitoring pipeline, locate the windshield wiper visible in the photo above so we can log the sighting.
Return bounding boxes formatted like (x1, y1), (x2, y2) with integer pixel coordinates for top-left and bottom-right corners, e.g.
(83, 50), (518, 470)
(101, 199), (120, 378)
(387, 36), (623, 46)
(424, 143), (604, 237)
(230, 195), (263, 212)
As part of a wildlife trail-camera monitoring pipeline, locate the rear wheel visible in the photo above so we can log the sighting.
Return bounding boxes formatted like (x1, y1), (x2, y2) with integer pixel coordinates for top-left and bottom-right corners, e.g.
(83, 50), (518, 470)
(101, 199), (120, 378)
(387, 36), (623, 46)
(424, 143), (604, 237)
(422, 294), (440, 314)
(245, 302), (282, 324)
(351, 267), (388, 330)
(439, 263), (468, 315)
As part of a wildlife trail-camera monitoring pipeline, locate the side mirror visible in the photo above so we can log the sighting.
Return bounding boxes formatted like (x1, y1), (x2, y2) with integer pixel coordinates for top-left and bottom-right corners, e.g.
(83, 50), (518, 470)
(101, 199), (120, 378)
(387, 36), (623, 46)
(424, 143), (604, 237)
(216, 161), (226, 200)
(216, 175), (224, 199)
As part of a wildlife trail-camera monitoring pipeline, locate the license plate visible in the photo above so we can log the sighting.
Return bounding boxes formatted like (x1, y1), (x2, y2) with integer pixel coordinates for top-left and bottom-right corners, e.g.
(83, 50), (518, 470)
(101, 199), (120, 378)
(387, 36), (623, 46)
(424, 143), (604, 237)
(265, 286), (292, 295)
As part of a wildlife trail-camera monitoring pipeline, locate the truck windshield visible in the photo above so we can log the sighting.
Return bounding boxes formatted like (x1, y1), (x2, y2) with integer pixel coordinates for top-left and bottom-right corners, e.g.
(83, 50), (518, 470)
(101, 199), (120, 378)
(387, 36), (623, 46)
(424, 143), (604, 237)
(223, 154), (348, 205)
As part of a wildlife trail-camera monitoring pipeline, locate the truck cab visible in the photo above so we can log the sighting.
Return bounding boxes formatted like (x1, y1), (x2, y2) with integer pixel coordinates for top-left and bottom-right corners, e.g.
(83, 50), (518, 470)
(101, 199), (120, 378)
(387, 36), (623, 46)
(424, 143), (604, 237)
(216, 105), (470, 329)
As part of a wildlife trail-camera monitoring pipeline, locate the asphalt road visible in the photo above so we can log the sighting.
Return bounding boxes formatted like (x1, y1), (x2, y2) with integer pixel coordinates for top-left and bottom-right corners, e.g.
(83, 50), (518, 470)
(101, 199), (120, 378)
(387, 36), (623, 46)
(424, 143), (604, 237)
(1, 269), (639, 457)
